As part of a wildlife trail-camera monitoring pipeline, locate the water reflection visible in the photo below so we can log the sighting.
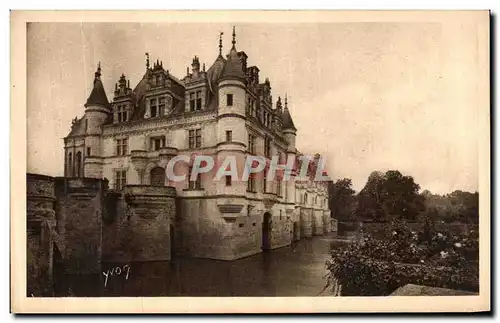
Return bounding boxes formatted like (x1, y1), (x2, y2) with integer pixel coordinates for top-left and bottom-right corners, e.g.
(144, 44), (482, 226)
(60, 233), (351, 297)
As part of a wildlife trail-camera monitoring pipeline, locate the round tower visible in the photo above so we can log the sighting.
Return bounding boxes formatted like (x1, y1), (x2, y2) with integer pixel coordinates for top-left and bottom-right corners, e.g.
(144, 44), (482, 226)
(82, 62), (111, 178)
(282, 94), (298, 208)
(215, 27), (248, 200)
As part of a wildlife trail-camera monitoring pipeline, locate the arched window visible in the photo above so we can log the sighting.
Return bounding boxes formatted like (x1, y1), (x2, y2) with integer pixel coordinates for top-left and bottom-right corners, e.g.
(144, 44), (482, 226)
(75, 151), (82, 178)
(303, 193), (308, 205)
(67, 152), (73, 177)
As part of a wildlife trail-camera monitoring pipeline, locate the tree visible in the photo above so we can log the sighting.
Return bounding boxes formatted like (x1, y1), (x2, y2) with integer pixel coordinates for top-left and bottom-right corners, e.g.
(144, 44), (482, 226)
(356, 170), (424, 222)
(328, 178), (356, 222)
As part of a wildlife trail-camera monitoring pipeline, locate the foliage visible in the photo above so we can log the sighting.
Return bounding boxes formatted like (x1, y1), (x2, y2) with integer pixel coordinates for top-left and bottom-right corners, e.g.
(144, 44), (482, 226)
(422, 190), (479, 224)
(326, 219), (479, 296)
(328, 178), (356, 222)
(356, 170), (425, 222)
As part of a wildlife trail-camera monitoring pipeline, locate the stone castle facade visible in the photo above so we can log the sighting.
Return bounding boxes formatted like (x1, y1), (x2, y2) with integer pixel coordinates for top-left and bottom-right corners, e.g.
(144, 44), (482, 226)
(27, 28), (336, 295)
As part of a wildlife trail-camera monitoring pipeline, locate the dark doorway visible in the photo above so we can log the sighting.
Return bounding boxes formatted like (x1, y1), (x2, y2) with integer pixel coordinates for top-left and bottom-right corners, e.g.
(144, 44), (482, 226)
(150, 167), (166, 186)
(169, 224), (175, 259)
(293, 221), (300, 241)
(262, 212), (272, 250)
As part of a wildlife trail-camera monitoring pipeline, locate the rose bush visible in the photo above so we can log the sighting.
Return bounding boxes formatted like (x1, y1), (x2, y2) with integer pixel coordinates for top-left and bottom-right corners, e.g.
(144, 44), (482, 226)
(326, 219), (479, 296)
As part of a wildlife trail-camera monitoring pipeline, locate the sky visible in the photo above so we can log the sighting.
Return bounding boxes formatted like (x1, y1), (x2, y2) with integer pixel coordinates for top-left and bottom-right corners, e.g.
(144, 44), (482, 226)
(26, 20), (483, 194)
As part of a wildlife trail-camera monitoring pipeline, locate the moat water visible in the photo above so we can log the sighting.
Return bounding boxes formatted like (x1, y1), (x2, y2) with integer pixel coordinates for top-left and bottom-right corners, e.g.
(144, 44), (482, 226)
(57, 232), (353, 297)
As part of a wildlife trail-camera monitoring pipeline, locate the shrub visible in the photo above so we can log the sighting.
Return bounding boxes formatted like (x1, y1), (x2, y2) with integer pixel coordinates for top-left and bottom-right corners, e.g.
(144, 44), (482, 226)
(326, 219), (479, 296)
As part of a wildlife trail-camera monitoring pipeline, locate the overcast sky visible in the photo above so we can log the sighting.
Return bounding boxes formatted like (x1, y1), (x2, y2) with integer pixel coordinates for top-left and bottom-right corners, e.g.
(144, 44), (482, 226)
(27, 20), (482, 193)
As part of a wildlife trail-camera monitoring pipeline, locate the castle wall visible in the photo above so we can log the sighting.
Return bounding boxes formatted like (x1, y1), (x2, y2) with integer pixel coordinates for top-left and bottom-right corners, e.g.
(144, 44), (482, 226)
(54, 177), (107, 275)
(299, 207), (313, 238)
(102, 186), (176, 262)
(312, 209), (324, 235)
(27, 174), (57, 296)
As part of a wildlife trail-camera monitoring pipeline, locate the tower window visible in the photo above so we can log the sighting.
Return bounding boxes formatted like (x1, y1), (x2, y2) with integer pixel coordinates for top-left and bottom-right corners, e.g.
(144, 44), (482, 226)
(227, 94), (233, 106)
(226, 130), (232, 142)
(225, 175), (232, 186)
(86, 147), (91, 156)
(247, 174), (256, 192)
(196, 91), (202, 110)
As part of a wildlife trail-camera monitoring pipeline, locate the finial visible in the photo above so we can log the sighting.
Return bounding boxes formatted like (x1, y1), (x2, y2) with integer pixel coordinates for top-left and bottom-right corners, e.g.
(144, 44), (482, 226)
(187, 67), (189, 76)
(160, 60), (163, 67)
(219, 32), (224, 56)
(127, 80), (130, 88)
(232, 26), (236, 48)
(94, 61), (101, 79)
(156, 58), (159, 66)
(145, 52), (150, 69)
(202, 63), (206, 72)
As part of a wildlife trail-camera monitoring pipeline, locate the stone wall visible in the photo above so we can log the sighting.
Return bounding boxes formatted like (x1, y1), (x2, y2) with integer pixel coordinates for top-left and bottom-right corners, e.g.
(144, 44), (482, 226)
(102, 185), (176, 262)
(177, 198), (262, 260)
(268, 214), (293, 249)
(54, 177), (108, 275)
(313, 209), (324, 236)
(27, 174), (57, 296)
(300, 207), (313, 238)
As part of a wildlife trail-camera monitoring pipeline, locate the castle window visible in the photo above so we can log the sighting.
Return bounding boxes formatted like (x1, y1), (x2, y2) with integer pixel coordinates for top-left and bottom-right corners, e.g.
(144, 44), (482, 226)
(116, 138), (128, 156)
(277, 179), (282, 197)
(150, 98), (158, 117)
(227, 94), (233, 106)
(196, 91), (202, 110)
(150, 136), (166, 151)
(189, 129), (202, 149)
(247, 174), (256, 192)
(225, 175), (232, 186)
(75, 151), (82, 177)
(159, 97), (166, 116)
(188, 166), (202, 190)
(156, 75), (161, 86)
(263, 172), (267, 193)
(248, 133), (256, 154)
(114, 169), (127, 190)
(264, 137), (271, 158)
(226, 130), (232, 142)
(86, 146), (91, 156)
(189, 93), (195, 112)
(117, 105), (128, 122)
(67, 152), (73, 177)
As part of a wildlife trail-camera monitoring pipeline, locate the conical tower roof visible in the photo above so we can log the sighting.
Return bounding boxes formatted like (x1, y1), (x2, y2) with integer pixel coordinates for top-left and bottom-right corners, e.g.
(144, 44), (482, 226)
(85, 62), (110, 108)
(282, 95), (296, 131)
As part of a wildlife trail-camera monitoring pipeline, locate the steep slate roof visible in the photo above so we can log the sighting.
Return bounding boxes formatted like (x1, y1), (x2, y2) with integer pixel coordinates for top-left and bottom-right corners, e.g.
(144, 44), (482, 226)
(84, 65), (110, 108)
(282, 96), (297, 131)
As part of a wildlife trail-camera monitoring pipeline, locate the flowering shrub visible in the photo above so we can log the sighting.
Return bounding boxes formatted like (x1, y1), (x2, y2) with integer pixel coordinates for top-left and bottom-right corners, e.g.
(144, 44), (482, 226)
(326, 220), (479, 296)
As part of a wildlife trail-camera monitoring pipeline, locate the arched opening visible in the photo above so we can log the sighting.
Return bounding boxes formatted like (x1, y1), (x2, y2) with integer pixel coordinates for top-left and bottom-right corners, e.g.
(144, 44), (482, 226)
(262, 212), (272, 251)
(150, 166), (166, 186)
(75, 151), (82, 178)
(303, 193), (308, 205)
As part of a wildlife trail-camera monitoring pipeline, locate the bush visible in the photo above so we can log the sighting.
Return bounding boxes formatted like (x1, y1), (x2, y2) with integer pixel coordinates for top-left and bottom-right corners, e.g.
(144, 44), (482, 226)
(326, 219), (479, 296)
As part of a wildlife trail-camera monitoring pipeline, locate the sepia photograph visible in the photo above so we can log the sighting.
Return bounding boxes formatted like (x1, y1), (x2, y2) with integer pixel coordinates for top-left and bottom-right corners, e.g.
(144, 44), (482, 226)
(11, 10), (490, 313)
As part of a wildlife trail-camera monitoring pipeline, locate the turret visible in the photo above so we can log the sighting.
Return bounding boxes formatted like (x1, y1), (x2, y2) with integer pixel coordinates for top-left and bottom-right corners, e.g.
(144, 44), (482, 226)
(82, 62), (110, 178)
(282, 94), (297, 153)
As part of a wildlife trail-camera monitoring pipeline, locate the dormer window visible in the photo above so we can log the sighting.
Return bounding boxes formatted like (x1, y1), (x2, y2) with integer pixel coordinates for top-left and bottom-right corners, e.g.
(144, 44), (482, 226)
(159, 97), (166, 116)
(155, 75), (161, 86)
(150, 98), (158, 117)
(117, 104), (128, 122)
(189, 93), (195, 112)
(196, 91), (202, 110)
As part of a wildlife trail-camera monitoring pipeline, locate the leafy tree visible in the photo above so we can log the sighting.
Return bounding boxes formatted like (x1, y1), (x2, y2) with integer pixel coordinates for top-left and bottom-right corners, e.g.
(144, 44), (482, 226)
(328, 178), (356, 222)
(356, 170), (424, 222)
